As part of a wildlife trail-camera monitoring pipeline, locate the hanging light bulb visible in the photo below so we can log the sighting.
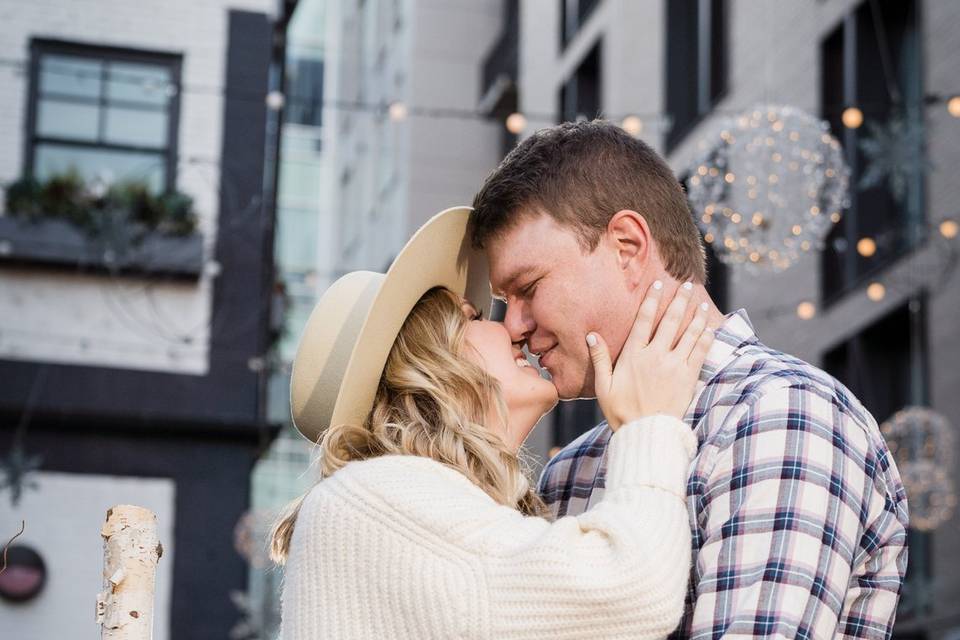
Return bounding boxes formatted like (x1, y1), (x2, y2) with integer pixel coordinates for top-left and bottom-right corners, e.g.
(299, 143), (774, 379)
(621, 115), (643, 136)
(505, 112), (527, 134)
(388, 101), (408, 121)
(797, 301), (816, 320)
(842, 107), (864, 129)
(857, 237), (877, 257)
(866, 282), (886, 301)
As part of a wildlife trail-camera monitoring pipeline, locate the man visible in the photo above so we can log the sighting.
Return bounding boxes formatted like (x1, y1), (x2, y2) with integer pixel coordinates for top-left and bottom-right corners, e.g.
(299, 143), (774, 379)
(469, 120), (909, 639)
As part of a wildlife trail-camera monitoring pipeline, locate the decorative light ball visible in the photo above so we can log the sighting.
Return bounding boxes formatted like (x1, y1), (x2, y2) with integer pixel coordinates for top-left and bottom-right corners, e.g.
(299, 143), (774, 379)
(687, 105), (850, 271)
(621, 115), (644, 137)
(505, 112), (527, 134)
(897, 462), (957, 531)
(881, 406), (956, 531)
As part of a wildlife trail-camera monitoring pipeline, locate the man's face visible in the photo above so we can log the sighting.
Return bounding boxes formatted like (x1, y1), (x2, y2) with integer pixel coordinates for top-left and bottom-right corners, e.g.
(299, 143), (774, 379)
(486, 211), (638, 400)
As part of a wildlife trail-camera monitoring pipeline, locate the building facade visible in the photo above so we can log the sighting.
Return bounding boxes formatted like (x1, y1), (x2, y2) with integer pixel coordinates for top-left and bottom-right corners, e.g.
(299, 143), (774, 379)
(510, 0), (960, 636)
(0, 0), (290, 637)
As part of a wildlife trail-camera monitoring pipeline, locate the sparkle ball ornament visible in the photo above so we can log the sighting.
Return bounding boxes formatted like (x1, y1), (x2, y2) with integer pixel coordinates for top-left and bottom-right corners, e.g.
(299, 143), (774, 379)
(881, 406), (956, 531)
(687, 105), (850, 271)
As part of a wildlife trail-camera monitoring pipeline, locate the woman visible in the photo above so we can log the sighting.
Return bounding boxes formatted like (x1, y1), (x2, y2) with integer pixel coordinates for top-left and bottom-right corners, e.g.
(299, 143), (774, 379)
(271, 208), (713, 639)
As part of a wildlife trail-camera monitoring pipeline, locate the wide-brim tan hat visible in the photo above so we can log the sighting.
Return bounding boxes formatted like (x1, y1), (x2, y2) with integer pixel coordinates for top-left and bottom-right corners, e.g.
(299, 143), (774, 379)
(289, 206), (492, 444)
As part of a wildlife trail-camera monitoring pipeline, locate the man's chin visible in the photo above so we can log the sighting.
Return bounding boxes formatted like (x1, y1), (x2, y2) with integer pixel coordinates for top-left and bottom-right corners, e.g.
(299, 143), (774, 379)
(550, 376), (596, 401)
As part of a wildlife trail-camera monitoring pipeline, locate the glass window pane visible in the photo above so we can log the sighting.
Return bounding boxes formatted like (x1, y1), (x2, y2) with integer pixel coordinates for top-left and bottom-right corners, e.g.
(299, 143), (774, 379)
(39, 55), (102, 99)
(107, 61), (172, 106)
(104, 106), (167, 147)
(37, 99), (100, 141)
(34, 143), (166, 193)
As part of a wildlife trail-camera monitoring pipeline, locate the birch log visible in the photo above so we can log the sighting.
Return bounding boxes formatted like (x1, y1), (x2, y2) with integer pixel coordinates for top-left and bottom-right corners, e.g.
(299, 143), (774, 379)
(96, 505), (163, 640)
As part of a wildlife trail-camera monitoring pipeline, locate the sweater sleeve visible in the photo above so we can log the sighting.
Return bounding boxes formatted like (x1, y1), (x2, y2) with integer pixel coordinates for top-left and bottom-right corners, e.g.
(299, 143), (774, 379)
(480, 414), (696, 640)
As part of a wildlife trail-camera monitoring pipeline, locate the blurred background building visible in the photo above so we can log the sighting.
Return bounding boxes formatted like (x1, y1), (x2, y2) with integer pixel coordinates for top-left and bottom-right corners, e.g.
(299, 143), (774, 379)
(0, 0), (294, 637)
(2, 0), (959, 639)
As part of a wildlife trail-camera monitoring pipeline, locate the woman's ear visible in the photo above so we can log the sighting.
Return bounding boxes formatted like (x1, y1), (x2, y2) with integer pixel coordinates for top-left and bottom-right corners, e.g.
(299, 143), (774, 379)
(606, 210), (652, 288)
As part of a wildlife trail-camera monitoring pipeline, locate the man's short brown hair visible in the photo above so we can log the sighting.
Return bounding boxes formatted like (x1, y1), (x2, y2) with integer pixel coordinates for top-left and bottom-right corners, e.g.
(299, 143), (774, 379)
(470, 119), (707, 283)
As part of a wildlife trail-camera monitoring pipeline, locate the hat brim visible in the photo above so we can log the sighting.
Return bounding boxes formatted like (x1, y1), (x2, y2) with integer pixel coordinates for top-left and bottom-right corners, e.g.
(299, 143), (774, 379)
(290, 206), (491, 443)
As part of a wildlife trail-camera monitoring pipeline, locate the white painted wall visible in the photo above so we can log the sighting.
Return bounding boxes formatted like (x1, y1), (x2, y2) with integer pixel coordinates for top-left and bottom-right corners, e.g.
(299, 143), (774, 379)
(0, 471), (176, 640)
(0, 0), (273, 374)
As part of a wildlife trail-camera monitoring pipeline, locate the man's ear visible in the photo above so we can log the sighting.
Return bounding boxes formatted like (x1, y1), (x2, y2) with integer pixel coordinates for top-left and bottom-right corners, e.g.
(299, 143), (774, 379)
(607, 210), (651, 287)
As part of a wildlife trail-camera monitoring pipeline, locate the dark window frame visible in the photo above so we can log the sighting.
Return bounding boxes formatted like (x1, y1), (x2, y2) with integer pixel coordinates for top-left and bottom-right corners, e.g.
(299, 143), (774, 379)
(558, 39), (602, 123)
(560, 0), (601, 51)
(664, 0), (728, 152)
(818, 0), (926, 306)
(24, 38), (183, 193)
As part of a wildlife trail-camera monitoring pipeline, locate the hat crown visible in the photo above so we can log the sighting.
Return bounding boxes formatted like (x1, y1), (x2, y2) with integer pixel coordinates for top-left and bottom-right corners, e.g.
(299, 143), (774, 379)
(289, 271), (384, 440)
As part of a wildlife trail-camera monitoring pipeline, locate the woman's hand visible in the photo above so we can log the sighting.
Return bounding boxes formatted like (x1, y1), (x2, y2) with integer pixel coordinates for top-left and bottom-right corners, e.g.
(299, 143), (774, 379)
(586, 281), (714, 432)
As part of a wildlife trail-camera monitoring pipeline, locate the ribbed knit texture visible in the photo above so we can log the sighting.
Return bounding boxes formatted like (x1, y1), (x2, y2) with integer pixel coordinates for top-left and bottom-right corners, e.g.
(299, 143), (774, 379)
(279, 414), (696, 639)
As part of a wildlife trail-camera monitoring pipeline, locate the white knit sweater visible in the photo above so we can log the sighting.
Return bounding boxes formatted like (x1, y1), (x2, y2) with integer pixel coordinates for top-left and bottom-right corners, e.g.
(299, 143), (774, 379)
(279, 414), (696, 640)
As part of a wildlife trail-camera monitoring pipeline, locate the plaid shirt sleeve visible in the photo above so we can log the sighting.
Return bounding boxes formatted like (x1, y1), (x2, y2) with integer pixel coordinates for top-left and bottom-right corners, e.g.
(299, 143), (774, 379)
(688, 382), (908, 640)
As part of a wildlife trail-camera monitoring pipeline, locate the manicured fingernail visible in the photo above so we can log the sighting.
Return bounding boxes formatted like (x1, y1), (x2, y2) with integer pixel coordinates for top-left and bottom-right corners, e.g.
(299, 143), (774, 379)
(653, 280), (663, 290)
(700, 302), (709, 311)
(683, 281), (693, 290)
(586, 333), (598, 347)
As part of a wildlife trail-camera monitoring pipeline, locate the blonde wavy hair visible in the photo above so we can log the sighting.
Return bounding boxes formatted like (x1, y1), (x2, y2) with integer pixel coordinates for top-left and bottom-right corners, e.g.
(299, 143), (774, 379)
(270, 287), (544, 564)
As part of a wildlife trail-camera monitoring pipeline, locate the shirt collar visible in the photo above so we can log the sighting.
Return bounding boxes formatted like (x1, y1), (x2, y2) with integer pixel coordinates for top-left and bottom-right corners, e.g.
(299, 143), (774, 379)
(698, 308), (760, 384)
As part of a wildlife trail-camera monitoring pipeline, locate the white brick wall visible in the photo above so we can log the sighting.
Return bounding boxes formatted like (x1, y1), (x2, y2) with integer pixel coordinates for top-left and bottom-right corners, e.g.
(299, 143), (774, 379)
(0, 0), (273, 374)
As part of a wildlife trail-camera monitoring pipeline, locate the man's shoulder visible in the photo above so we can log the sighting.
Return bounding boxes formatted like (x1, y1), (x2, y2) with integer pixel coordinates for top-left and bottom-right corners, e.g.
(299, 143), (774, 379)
(713, 340), (872, 426)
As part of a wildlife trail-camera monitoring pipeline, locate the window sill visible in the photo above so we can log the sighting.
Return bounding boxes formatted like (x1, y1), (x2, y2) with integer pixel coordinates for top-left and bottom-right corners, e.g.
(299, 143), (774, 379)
(0, 215), (204, 279)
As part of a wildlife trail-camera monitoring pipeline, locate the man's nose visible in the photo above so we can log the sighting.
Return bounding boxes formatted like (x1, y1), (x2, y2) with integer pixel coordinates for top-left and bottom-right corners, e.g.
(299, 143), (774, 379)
(503, 300), (534, 343)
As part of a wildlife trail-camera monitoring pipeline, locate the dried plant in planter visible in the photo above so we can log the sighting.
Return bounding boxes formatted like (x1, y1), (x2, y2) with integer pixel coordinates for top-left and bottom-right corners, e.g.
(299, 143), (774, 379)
(3, 172), (199, 241)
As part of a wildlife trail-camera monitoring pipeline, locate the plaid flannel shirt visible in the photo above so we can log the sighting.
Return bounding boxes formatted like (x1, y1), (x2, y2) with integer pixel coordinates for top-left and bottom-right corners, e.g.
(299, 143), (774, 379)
(538, 309), (909, 639)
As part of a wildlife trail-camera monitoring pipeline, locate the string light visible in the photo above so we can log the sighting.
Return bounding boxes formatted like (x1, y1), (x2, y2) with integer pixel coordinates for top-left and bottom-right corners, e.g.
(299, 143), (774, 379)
(940, 218), (959, 239)
(797, 301), (816, 320)
(842, 107), (864, 129)
(505, 112), (527, 134)
(621, 115), (643, 136)
(866, 282), (886, 301)
(857, 237), (877, 257)
(948, 96), (960, 118)
(265, 91), (285, 111)
(388, 101), (408, 121)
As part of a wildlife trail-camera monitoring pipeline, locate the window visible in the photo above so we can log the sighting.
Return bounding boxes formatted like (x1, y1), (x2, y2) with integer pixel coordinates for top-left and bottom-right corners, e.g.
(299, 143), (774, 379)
(822, 297), (929, 621)
(665, 0), (727, 151)
(26, 40), (181, 193)
(819, 0), (923, 303)
(285, 57), (324, 129)
(558, 42), (601, 123)
(560, 0), (600, 49)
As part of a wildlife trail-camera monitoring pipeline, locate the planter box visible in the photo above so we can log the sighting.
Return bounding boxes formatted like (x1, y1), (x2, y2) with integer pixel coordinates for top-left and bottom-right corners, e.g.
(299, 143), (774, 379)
(0, 216), (204, 279)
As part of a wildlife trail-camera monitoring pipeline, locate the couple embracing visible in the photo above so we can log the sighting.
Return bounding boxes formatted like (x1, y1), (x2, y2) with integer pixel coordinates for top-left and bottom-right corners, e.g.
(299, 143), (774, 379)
(273, 120), (909, 640)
